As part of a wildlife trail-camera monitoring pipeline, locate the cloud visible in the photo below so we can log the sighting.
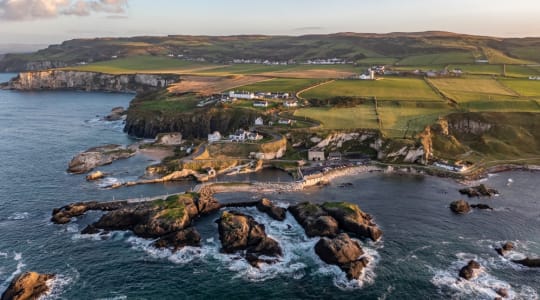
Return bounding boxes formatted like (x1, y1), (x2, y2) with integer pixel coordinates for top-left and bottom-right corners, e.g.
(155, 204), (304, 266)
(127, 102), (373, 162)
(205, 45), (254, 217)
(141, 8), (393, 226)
(0, 0), (128, 20)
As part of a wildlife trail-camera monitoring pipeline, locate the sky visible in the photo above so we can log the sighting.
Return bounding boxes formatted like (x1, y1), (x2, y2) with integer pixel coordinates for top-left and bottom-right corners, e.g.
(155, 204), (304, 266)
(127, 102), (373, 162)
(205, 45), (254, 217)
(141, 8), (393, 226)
(1, 0), (540, 44)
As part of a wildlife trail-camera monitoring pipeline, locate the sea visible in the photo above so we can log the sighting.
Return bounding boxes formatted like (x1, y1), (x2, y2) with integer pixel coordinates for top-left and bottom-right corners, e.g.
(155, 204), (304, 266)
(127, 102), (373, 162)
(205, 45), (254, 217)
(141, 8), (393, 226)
(0, 73), (539, 299)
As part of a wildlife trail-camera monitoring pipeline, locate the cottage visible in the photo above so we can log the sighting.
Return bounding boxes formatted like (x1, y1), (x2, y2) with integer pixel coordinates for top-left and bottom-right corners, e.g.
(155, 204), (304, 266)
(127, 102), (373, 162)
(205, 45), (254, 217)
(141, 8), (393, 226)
(359, 70), (375, 80)
(253, 101), (268, 107)
(207, 131), (222, 143)
(308, 148), (325, 161)
(254, 117), (264, 126)
(283, 100), (298, 108)
(247, 132), (263, 141)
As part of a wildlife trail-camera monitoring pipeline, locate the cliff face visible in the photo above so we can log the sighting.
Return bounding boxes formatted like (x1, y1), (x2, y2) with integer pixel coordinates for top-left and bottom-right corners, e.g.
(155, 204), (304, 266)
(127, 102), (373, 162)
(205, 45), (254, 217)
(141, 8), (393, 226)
(124, 107), (261, 139)
(5, 70), (180, 93)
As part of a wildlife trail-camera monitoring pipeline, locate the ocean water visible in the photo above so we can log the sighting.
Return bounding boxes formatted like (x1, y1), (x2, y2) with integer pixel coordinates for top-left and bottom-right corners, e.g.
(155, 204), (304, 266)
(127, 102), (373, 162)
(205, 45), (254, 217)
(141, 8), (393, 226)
(0, 73), (539, 299)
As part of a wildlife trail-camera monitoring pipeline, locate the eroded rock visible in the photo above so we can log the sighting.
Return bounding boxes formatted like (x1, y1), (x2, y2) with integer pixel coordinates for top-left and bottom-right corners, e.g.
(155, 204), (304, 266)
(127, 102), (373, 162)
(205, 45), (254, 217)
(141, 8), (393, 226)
(459, 184), (498, 197)
(1, 272), (54, 300)
(289, 202), (339, 237)
(496, 242), (514, 256)
(459, 260), (481, 280)
(217, 211), (282, 266)
(67, 144), (135, 174)
(315, 233), (368, 280)
(512, 257), (540, 268)
(450, 200), (471, 214)
(322, 202), (382, 241)
(256, 198), (286, 221)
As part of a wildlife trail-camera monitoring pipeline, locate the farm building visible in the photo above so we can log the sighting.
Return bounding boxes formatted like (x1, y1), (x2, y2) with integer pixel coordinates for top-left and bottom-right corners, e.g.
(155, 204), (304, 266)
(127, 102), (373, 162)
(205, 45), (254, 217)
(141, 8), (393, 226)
(284, 100), (298, 107)
(253, 101), (268, 107)
(254, 117), (264, 126)
(229, 91), (255, 99)
(207, 131), (222, 143)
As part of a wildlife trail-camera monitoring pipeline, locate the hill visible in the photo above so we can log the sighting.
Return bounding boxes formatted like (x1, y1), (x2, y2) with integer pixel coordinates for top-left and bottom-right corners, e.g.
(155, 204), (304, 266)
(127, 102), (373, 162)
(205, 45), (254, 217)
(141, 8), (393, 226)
(2, 31), (540, 72)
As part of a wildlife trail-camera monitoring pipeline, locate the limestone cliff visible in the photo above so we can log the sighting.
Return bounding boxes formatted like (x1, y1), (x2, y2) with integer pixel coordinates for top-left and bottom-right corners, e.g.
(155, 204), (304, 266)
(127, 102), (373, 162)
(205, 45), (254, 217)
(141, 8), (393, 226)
(4, 70), (179, 93)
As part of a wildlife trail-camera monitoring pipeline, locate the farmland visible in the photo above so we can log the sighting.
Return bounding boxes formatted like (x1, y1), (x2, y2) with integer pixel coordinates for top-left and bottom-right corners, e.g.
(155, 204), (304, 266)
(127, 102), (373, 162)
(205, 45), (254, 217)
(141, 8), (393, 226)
(301, 78), (442, 101)
(294, 103), (379, 130)
(428, 77), (520, 102)
(228, 78), (323, 93)
(498, 78), (540, 97)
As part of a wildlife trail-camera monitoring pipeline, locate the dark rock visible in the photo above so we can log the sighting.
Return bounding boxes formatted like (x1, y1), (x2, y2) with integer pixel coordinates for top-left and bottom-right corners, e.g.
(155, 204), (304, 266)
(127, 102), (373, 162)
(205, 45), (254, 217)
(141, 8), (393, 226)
(459, 184), (498, 197)
(1, 272), (55, 300)
(470, 203), (493, 210)
(256, 198), (286, 221)
(450, 200), (471, 214)
(512, 257), (540, 268)
(153, 227), (201, 251)
(51, 201), (129, 224)
(103, 106), (126, 121)
(322, 202), (383, 241)
(496, 288), (509, 298)
(314, 233), (368, 280)
(217, 211), (282, 264)
(289, 202), (339, 237)
(81, 225), (100, 235)
(459, 260), (481, 280)
(67, 144), (135, 174)
(496, 242), (514, 256)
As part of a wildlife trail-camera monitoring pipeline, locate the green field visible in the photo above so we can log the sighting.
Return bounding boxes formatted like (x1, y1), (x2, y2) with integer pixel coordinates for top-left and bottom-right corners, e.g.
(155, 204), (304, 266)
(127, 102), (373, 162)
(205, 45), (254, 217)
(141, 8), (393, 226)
(357, 57), (398, 65)
(429, 77), (519, 102)
(448, 64), (503, 75)
(504, 65), (540, 77)
(134, 93), (199, 112)
(68, 56), (217, 74)
(377, 101), (455, 138)
(301, 78), (442, 101)
(396, 52), (474, 65)
(459, 100), (540, 112)
(499, 78), (540, 97)
(229, 78), (322, 93)
(294, 103), (379, 129)
(197, 63), (359, 76)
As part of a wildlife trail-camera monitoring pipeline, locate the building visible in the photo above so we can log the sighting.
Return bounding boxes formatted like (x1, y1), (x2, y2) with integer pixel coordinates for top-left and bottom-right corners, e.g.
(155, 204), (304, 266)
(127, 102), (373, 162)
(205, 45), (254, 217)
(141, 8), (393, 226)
(283, 100), (298, 108)
(229, 129), (247, 142)
(253, 101), (268, 108)
(247, 132), (263, 141)
(254, 117), (264, 126)
(359, 69), (375, 80)
(229, 91), (255, 99)
(278, 119), (292, 125)
(328, 152), (342, 161)
(207, 131), (222, 143)
(529, 76), (540, 80)
(308, 148), (325, 161)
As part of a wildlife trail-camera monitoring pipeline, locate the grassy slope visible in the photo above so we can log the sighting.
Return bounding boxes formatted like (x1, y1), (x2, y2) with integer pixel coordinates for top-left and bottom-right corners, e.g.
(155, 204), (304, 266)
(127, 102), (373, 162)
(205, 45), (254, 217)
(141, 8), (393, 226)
(228, 78), (322, 93)
(294, 103), (379, 130)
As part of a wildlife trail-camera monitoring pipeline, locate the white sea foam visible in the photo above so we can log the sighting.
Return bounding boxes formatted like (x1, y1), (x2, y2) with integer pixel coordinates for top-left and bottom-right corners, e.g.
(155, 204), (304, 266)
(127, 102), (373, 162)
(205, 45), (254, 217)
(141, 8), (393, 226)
(7, 212), (29, 220)
(430, 252), (539, 299)
(0, 253), (26, 293)
(97, 177), (122, 188)
(41, 274), (73, 300)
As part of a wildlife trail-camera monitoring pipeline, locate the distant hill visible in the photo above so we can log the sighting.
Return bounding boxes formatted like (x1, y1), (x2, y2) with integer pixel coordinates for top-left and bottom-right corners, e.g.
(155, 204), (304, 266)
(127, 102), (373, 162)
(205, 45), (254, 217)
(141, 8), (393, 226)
(1, 31), (540, 72)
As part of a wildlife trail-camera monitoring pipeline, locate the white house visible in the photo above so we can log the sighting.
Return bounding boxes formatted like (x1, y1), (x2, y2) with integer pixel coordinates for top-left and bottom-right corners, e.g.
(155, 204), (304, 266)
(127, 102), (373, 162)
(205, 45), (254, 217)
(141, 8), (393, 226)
(247, 132), (263, 141)
(283, 100), (298, 108)
(254, 117), (264, 126)
(529, 76), (540, 80)
(359, 70), (375, 80)
(229, 91), (255, 99)
(207, 131), (222, 143)
(229, 129), (247, 142)
(278, 119), (292, 125)
(253, 101), (268, 108)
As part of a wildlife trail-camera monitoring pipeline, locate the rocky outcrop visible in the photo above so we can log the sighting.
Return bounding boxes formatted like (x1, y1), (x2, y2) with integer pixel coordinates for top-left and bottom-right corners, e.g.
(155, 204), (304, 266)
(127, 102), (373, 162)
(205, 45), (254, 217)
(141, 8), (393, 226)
(512, 257), (540, 268)
(217, 211), (282, 267)
(321, 202), (383, 241)
(103, 107), (126, 121)
(256, 198), (286, 221)
(52, 190), (219, 252)
(289, 202), (339, 237)
(450, 200), (471, 214)
(470, 203), (493, 210)
(289, 201), (382, 241)
(459, 184), (498, 197)
(496, 242), (514, 256)
(124, 105), (261, 139)
(67, 144), (135, 174)
(1, 271), (54, 300)
(459, 260), (481, 280)
(5, 70), (179, 93)
(315, 233), (369, 280)
(86, 171), (105, 181)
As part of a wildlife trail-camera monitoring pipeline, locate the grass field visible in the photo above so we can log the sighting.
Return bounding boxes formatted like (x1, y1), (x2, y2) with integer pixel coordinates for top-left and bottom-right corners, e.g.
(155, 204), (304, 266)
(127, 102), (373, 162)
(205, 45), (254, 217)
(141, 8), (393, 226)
(459, 100), (540, 112)
(482, 47), (532, 65)
(448, 64), (503, 75)
(68, 56), (217, 74)
(396, 52), (474, 65)
(196, 64), (359, 78)
(301, 78), (442, 101)
(135, 93), (200, 112)
(498, 78), (540, 97)
(429, 77), (519, 102)
(228, 78), (322, 93)
(294, 103), (379, 129)
(377, 101), (455, 138)
(504, 65), (540, 77)
(357, 57), (398, 65)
